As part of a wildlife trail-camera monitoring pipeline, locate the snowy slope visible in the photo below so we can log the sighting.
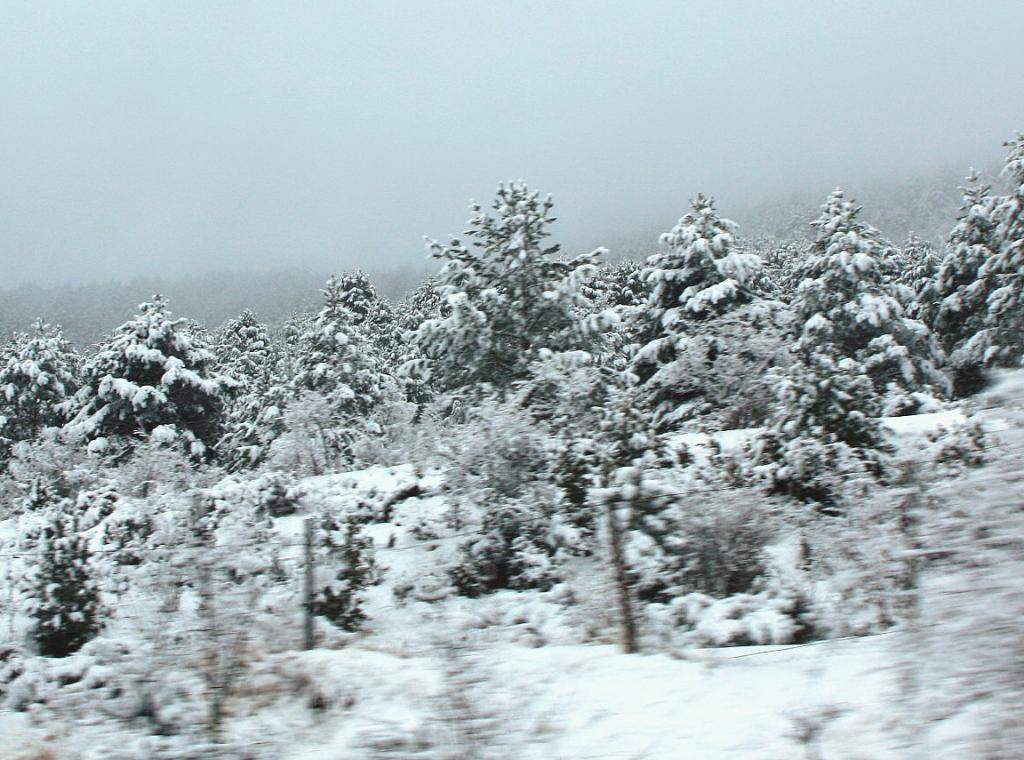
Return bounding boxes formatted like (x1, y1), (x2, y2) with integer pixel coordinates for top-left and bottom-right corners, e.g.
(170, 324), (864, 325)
(1, 373), (1022, 759)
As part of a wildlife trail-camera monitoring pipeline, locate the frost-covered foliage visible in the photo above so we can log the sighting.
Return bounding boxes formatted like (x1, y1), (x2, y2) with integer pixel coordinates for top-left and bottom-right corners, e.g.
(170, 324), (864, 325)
(312, 519), (378, 631)
(215, 309), (278, 388)
(0, 320), (79, 456)
(330, 271), (405, 372)
(918, 172), (1001, 381)
(641, 194), (760, 327)
(914, 140), (1024, 385)
(747, 238), (804, 301)
(215, 311), (291, 470)
(793, 189), (947, 400)
(440, 400), (582, 595)
(896, 232), (941, 299)
(625, 486), (778, 603)
(746, 350), (891, 510)
(414, 182), (609, 395)
(5, 158), (1024, 758)
(632, 196), (769, 429)
(292, 276), (393, 407)
(25, 511), (104, 657)
(62, 296), (235, 459)
(895, 406), (1024, 755)
(583, 259), (648, 310)
(638, 300), (792, 430)
(233, 277), (401, 472)
(979, 135), (1024, 367)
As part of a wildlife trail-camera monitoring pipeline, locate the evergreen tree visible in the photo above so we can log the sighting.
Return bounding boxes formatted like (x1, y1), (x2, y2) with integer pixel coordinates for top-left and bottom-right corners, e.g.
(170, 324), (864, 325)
(897, 233), (941, 309)
(215, 311), (289, 470)
(918, 172), (1000, 367)
(414, 182), (606, 394)
(631, 196), (767, 428)
(393, 279), (445, 405)
(215, 309), (278, 390)
(641, 194), (759, 332)
(312, 520), (377, 631)
(583, 260), (648, 310)
(255, 277), (400, 468)
(0, 320), (79, 454)
(747, 350), (891, 511)
(292, 276), (393, 413)
(62, 296), (235, 458)
(328, 271), (404, 372)
(28, 512), (103, 657)
(793, 189), (947, 400)
(980, 135), (1024, 366)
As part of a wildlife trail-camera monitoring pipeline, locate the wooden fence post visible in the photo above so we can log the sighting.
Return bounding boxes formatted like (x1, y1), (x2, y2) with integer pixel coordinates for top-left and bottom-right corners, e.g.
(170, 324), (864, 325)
(303, 516), (315, 650)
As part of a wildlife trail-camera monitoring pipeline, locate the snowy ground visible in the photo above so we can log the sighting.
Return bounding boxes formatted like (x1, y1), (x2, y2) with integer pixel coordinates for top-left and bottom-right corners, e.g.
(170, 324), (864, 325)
(2, 372), (1023, 759)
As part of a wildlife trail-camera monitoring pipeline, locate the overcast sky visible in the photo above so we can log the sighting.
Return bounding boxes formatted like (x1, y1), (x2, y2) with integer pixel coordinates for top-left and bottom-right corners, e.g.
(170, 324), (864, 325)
(2, 1), (1023, 286)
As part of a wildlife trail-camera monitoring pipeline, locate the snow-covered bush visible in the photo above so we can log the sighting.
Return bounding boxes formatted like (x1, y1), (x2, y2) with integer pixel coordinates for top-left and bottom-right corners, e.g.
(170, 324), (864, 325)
(264, 391), (366, 475)
(924, 417), (988, 470)
(654, 590), (807, 647)
(312, 518), (378, 631)
(0, 433), (94, 516)
(251, 471), (305, 517)
(24, 511), (104, 657)
(745, 351), (892, 511)
(625, 487), (779, 602)
(113, 436), (203, 498)
(437, 400), (583, 595)
(450, 492), (571, 597)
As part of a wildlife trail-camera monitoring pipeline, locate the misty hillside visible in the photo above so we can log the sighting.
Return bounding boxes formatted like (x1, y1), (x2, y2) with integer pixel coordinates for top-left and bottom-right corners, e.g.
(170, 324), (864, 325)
(0, 161), (999, 352)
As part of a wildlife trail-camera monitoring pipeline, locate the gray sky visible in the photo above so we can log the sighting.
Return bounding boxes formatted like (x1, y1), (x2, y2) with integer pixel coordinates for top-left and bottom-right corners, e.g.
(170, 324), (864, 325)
(2, 1), (1022, 286)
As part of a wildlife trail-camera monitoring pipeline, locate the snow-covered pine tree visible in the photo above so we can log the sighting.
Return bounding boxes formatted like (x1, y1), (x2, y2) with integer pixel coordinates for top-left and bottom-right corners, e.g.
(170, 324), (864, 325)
(0, 320), (79, 454)
(292, 275), (392, 411)
(642, 194), (759, 328)
(27, 511), (104, 657)
(793, 189), (947, 403)
(328, 271), (404, 372)
(980, 135), (1024, 366)
(62, 296), (235, 459)
(746, 349), (891, 511)
(267, 276), (398, 468)
(392, 279), (445, 405)
(916, 172), (1000, 391)
(397, 278), (445, 334)
(215, 310), (290, 470)
(215, 309), (278, 390)
(897, 233), (941, 309)
(631, 195), (768, 429)
(414, 182), (607, 395)
(750, 238), (805, 303)
(583, 260), (648, 310)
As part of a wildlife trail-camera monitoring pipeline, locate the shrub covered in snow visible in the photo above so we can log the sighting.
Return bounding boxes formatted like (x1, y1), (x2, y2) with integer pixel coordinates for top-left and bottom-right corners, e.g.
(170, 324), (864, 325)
(745, 351), (892, 510)
(313, 518), (378, 631)
(24, 511), (104, 657)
